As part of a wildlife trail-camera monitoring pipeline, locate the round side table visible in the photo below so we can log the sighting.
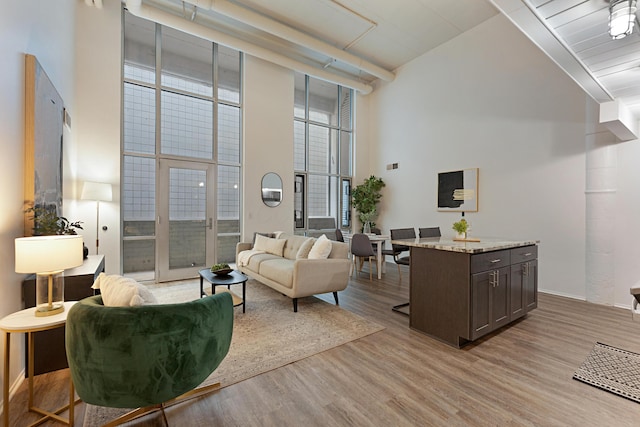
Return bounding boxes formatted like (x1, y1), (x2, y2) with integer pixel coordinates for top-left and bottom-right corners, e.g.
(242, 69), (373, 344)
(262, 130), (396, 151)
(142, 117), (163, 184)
(1, 301), (77, 426)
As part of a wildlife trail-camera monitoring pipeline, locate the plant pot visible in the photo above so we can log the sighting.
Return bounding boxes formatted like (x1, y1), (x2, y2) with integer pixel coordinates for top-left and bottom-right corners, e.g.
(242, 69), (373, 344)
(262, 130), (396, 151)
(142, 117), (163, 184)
(456, 232), (466, 240)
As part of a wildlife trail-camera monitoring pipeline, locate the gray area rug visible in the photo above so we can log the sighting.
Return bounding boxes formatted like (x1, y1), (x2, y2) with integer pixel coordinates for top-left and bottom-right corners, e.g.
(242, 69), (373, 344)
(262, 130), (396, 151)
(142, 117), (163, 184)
(83, 279), (384, 426)
(573, 342), (640, 403)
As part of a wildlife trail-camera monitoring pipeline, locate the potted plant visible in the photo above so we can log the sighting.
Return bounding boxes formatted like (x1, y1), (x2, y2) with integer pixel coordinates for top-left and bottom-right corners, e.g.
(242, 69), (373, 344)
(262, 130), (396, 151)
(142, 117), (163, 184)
(351, 175), (385, 232)
(452, 218), (469, 239)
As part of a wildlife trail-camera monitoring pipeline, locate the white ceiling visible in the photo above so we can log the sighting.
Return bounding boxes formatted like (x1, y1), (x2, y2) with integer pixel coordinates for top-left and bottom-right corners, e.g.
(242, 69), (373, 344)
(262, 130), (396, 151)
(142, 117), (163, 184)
(136, 0), (640, 136)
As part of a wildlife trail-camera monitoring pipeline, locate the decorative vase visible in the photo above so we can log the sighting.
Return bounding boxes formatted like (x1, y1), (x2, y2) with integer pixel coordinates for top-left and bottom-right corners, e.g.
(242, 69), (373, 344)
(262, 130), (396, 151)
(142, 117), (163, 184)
(83, 244), (89, 259)
(456, 232), (466, 240)
(363, 222), (371, 234)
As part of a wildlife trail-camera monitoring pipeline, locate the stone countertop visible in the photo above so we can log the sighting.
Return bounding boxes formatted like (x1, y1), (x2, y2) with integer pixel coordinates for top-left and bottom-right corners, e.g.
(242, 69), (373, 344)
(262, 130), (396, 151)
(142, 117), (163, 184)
(390, 237), (539, 254)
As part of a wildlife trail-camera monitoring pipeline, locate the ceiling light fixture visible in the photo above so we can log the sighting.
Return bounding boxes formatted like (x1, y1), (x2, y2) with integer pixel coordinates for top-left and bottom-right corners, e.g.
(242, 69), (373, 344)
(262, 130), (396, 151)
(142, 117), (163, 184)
(609, 0), (638, 39)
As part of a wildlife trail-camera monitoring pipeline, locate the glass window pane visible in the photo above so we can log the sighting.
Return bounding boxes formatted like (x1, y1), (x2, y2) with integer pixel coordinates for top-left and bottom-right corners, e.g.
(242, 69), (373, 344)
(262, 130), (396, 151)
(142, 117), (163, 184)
(169, 168), (206, 270)
(217, 165), (240, 233)
(308, 174), (329, 217)
(308, 124), (336, 174)
(340, 130), (352, 176)
(218, 104), (240, 163)
(295, 174), (305, 228)
(341, 178), (351, 228)
(294, 120), (305, 171)
(217, 235), (239, 264)
(124, 83), (155, 155)
(123, 239), (155, 276)
(340, 88), (352, 130)
(123, 155), (155, 236)
(161, 26), (213, 97)
(124, 12), (155, 84)
(294, 72), (306, 119)
(218, 45), (240, 103)
(161, 91), (213, 159)
(309, 77), (338, 126)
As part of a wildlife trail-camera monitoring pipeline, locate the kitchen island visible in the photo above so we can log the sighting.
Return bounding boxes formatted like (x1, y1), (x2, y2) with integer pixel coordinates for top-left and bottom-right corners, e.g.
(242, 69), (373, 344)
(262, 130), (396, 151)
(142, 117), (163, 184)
(391, 237), (539, 348)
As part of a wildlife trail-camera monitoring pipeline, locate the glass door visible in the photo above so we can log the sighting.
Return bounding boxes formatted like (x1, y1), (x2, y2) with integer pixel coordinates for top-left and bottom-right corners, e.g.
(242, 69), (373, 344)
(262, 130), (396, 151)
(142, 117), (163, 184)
(157, 159), (215, 282)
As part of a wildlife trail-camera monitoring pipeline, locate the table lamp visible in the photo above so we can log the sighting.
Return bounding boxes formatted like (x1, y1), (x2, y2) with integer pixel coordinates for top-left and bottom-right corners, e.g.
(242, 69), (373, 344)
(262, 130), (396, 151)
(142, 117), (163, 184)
(15, 235), (83, 317)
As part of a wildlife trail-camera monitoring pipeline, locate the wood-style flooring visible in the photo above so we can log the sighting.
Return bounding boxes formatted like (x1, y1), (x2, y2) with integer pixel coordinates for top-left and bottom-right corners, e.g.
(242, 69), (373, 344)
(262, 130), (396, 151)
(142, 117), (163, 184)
(7, 263), (640, 426)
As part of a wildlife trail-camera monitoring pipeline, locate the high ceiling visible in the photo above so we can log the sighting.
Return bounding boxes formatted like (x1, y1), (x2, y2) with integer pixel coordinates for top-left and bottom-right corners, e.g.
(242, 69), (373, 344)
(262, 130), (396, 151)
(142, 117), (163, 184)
(128, 0), (640, 138)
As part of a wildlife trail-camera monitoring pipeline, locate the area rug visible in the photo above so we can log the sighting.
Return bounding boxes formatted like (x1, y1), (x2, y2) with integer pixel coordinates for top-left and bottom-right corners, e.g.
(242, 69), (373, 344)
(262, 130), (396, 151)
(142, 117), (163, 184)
(83, 279), (384, 426)
(573, 342), (640, 403)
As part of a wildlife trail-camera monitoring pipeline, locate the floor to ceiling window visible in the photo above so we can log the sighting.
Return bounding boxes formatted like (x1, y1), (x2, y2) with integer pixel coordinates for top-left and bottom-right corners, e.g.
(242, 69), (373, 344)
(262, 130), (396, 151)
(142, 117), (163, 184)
(294, 73), (353, 236)
(123, 10), (242, 281)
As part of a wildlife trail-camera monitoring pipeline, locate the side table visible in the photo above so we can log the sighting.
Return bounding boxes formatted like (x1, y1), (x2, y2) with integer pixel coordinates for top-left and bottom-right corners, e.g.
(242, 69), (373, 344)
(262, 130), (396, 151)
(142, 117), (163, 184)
(1, 302), (77, 427)
(198, 269), (248, 313)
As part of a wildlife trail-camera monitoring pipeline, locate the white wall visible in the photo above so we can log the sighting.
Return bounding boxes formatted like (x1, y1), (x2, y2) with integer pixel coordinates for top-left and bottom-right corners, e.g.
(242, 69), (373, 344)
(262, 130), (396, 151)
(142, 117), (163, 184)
(0, 0), (76, 409)
(366, 14), (588, 299)
(73, 1), (122, 272)
(242, 56), (295, 237)
(615, 138), (640, 306)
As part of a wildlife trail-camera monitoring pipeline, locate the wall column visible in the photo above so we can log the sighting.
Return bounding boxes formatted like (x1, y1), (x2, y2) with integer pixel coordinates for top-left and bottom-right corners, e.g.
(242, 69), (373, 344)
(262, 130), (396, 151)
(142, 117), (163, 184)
(585, 102), (618, 304)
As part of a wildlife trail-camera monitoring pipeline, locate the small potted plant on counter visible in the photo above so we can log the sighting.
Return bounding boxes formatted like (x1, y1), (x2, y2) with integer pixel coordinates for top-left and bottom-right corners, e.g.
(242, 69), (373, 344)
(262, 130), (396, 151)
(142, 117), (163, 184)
(452, 218), (469, 240)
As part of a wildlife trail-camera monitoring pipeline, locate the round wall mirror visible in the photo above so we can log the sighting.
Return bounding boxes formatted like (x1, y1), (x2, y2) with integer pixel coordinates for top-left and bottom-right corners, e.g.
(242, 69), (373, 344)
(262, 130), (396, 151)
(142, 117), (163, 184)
(261, 173), (283, 207)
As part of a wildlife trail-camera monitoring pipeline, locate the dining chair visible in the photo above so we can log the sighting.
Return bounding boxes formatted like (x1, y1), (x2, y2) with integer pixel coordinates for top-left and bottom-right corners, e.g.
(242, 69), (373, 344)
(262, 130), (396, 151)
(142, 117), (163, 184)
(419, 227), (441, 238)
(335, 228), (345, 242)
(350, 233), (377, 281)
(386, 228), (416, 282)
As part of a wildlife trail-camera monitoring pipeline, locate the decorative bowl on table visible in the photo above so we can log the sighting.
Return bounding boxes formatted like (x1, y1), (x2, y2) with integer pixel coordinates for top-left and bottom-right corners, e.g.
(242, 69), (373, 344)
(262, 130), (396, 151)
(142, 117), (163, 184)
(210, 264), (232, 276)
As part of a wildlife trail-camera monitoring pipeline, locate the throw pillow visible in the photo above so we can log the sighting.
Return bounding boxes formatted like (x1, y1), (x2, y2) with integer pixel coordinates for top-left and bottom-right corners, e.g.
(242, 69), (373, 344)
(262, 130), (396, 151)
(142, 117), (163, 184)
(308, 234), (332, 259)
(254, 234), (286, 257)
(296, 238), (315, 259)
(91, 273), (158, 307)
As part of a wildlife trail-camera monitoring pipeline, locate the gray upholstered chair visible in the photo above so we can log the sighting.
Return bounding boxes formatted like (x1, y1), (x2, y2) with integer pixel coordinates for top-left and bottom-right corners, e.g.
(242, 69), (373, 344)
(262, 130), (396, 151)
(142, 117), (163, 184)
(350, 233), (377, 281)
(419, 227), (441, 238)
(66, 293), (234, 426)
(335, 228), (345, 242)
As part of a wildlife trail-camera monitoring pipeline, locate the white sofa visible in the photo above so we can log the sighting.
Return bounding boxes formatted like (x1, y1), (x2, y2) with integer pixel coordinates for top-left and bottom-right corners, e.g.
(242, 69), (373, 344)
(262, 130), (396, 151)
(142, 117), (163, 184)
(235, 232), (351, 312)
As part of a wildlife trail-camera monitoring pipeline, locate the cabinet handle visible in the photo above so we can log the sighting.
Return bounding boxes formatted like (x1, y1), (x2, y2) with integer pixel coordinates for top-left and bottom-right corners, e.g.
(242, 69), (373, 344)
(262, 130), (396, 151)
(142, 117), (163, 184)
(495, 271), (499, 287)
(490, 259), (501, 264)
(523, 252), (532, 257)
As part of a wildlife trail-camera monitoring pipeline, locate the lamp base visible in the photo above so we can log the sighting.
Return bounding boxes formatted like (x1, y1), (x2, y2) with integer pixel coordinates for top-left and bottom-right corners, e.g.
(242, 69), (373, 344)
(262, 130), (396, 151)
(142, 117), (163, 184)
(35, 303), (65, 317)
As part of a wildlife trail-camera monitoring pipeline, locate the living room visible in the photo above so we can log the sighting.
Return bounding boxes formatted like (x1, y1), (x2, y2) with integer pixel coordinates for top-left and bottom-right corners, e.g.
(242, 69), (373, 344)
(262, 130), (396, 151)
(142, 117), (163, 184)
(3, 0), (640, 425)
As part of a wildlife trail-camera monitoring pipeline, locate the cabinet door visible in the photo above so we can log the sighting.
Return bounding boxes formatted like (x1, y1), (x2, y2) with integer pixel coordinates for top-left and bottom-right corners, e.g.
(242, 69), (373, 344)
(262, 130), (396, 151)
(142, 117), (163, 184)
(472, 267), (510, 340)
(471, 271), (492, 340)
(525, 259), (538, 311)
(510, 263), (526, 320)
(492, 267), (510, 330)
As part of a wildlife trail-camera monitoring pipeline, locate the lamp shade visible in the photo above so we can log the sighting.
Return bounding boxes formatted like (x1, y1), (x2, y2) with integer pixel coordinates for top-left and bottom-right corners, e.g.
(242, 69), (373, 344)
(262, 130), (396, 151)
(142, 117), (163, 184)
(81, 181), (113, 202)
(15, 235), (84, 274)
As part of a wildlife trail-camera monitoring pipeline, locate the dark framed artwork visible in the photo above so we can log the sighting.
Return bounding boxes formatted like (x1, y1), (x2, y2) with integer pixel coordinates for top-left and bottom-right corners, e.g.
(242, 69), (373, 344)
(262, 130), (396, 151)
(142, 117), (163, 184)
(437, 168), (479, 212)
(23, 54), (65, 236)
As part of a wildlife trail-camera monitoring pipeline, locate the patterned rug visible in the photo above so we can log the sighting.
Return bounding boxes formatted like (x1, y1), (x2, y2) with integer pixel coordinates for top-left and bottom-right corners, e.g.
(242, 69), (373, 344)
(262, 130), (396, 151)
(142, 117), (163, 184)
(573, 342), (640, 403)
(83, 279), (384, 426)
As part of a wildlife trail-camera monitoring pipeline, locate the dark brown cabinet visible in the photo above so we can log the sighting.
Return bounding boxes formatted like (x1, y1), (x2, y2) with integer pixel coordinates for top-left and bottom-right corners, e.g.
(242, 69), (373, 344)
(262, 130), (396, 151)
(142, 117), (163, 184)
(410, 243), (538, 348)
(22, 255), (104, 375)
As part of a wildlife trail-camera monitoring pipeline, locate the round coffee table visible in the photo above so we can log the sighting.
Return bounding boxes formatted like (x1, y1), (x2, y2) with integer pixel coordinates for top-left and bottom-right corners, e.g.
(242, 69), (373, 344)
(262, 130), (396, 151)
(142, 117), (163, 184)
(198, 269), (248, 313)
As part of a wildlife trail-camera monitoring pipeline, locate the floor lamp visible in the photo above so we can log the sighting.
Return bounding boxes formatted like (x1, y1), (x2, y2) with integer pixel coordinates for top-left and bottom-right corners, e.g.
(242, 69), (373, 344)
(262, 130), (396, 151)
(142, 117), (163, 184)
(81, 181), (113, 255)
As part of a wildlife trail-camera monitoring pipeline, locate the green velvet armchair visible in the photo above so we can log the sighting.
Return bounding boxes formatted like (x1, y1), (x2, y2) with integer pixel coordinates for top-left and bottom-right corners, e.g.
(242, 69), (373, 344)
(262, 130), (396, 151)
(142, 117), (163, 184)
(65, 292), (233, 425)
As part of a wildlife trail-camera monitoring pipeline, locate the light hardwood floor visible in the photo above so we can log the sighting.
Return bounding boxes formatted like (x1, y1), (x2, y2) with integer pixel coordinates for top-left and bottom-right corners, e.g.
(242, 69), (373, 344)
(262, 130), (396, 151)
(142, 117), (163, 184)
(8, 263), (640, 426)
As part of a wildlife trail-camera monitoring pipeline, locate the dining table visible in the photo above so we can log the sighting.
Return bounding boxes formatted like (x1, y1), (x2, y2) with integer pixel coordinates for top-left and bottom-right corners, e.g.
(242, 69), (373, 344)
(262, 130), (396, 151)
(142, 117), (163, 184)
(343, 232), (391, 279)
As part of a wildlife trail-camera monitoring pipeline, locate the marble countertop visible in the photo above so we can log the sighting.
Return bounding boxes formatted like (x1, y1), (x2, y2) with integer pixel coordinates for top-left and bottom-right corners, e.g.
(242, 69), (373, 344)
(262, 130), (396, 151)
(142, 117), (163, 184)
(390, 237), (539, 254)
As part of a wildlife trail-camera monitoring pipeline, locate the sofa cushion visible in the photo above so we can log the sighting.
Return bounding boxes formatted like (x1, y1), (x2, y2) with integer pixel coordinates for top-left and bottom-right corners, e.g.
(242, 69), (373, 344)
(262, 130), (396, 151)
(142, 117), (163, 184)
(308, 234), (332, 259)
(296, 238), (315, 259)
(254, 234), (286, 257)
(259, 258), (295, 288)
(245, 252), (281, 273)
(280, 233), (314, 260)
